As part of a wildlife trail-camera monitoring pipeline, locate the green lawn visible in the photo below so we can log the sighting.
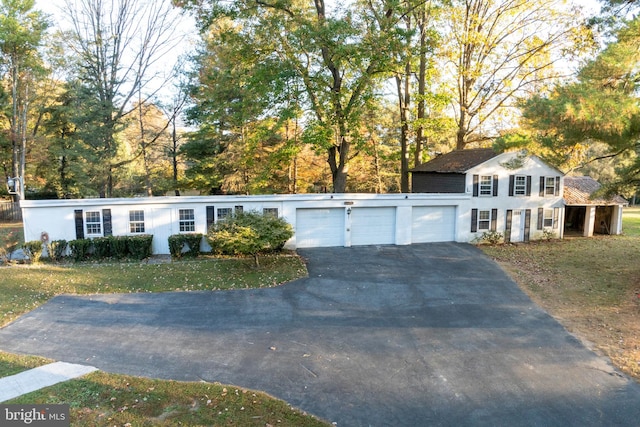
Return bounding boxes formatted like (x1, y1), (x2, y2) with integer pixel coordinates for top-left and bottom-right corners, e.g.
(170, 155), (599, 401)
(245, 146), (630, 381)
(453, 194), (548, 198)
(623, 206), (640, 236)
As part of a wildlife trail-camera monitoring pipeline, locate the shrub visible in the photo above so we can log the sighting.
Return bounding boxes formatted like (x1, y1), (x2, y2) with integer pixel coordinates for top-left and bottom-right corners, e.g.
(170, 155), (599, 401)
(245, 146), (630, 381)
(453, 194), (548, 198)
(168, 234), (203, 259)
(48, 239), (68, 261)
(23, 240), (44, 263)
(92, 236), (112, 259)
(207, 211), (293, 267)
(127, 235), (153, 260)
(479, 230), (504, 245)
(111, 236), (129, 259)
(69, 239), (92, 262)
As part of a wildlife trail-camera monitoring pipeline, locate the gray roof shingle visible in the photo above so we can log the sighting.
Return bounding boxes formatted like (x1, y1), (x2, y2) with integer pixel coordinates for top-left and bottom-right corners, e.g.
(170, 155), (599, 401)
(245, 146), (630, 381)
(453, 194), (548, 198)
(410, 148), (498, 173)
(563, 176), (627, 206)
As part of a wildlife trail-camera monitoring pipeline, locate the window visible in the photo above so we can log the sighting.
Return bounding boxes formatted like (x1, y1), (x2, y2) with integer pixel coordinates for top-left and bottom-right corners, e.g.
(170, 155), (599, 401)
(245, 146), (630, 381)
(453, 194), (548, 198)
(217, 208), (233, 220)
(129, 210), (145, 233)
(235, 205), (244, 214)
(263, 208), (279, 217)
(179, 209), (195, 232)
(545, 177), (556, 196)
(85, 211), (102, 235)
(478, 210), (491, 230)
(479, 176), (493, 196)
(543, 209), (554, 228)
(514, 175), (527, 196)
(540, 176), (560, 197)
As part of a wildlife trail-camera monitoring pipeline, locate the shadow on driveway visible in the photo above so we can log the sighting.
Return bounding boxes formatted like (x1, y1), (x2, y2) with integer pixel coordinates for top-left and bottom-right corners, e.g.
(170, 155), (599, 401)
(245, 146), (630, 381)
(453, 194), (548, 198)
(1, 243), (640, 426)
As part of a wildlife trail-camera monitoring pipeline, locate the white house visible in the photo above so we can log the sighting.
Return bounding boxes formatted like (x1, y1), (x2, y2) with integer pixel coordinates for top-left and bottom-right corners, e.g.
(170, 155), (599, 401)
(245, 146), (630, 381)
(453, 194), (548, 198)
(19, 149), (578, 254)
(411, 148), (565, 243)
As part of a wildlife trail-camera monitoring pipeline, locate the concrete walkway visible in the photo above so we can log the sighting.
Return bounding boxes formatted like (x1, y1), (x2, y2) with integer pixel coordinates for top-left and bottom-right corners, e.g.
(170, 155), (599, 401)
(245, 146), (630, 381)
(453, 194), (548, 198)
(0, 362), (98, 402)
(1, 243), (640, 426)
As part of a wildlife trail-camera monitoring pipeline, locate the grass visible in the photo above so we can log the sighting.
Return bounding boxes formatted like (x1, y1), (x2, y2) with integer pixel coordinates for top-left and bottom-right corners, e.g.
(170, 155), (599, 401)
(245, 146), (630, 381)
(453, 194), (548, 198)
(481, 206), (640, 381)
(7, 371), (327, 426)
(0, 222), (325, 426)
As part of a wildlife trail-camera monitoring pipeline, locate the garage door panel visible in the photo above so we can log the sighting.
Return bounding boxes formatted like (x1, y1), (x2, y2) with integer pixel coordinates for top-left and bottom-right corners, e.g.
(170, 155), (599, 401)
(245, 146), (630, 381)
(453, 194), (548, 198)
(296, 208), (344, 248)
(351, 207), (396, 246)
(412, 206), (456, 243)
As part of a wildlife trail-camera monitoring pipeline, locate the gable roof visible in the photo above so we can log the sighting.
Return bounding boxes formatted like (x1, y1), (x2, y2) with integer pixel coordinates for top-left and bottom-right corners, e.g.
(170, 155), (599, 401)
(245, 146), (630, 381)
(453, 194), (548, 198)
(410, 148), (498, 173)
(563, 176), (627, 206)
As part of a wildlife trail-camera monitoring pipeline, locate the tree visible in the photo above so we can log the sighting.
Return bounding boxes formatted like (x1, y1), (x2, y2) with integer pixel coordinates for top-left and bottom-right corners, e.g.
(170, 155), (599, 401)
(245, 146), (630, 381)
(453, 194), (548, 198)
(518, 13), (640, 195)
(0, 0), (49, 200)
(444, 0), (591, 150)
(62, 0), (184, 197)
(179, 0), (402, 193)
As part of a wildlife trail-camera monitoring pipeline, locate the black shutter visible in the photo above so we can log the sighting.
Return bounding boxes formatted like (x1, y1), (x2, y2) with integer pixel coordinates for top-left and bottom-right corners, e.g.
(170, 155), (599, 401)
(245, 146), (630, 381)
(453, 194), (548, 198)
(472, 175), (479, 197)
(504, 210), (512, 243)
(524, 210), (531, 242)
(526, 176), (532, 196)
(492, 175), (499, 197)
(206, 206), (215, 230)
(539, 176), (545, 197)
(508, 175), (515, 196)
(553, 207), (559, 229)
(555, 176), (560, 196)
(471, 209), (478, 232)
(74, 209), (84, 239)
(491, 209), (498, 231)
(102, 209), (112, 236)
(537, 207), (544, 230)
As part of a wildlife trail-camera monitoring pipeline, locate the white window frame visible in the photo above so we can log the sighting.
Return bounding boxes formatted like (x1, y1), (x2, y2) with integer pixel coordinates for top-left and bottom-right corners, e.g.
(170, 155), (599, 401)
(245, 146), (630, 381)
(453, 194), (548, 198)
(543, 209), (554, 228)
(514, 175), (527, 196)
(217, 207), (233, 221)
(545, 177), (556, 196)
(129, 210), (145, 233)
(85, 211), (102, 236)
(478, 210), (491, 230)
(479, 176), (493, 196)
(179, 208), (196, 232)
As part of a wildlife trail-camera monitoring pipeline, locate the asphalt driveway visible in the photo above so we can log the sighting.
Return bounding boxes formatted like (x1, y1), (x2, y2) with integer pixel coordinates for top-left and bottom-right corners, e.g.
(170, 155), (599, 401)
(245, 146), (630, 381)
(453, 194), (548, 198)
(1, 243), (640, 426)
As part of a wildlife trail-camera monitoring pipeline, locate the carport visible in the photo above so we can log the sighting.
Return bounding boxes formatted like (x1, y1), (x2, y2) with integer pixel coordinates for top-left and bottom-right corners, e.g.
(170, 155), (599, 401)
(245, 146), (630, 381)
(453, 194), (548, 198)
(563, 176), (627, 236)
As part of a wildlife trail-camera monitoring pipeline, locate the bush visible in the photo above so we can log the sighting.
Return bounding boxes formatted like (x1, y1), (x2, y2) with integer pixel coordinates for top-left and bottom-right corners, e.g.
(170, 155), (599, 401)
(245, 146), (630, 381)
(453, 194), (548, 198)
(168, 234), (203, 259)
(127, 235), (153, 260)
(92, 237), (112, 259)
(207, 211), (293, 267)
(479, 230), (504, 245)
(111, 236), (129, 259)
(48, 239), (68, 261)
(22, 240), (44, 263)
(69, 239), (92, 262)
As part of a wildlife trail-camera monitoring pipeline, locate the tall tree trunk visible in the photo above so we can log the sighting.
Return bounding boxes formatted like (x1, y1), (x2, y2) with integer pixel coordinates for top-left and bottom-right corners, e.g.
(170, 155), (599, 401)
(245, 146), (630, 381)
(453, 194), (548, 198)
(415, 5), (428, 166)
(172, 115), (180, 196)
(396, 68), (410, 193)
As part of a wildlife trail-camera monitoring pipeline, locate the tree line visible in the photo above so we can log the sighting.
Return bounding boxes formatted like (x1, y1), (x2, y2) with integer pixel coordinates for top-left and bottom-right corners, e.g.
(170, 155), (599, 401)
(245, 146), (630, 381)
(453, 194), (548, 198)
(0, 0), (638, 200)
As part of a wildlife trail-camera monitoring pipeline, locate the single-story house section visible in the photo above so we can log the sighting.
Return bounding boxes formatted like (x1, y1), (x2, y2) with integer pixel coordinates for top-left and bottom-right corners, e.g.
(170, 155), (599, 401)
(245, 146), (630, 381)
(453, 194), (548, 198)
(411, 148), (565, 243)
(563, 176), (627, 236)
(20, 193), (471, 254)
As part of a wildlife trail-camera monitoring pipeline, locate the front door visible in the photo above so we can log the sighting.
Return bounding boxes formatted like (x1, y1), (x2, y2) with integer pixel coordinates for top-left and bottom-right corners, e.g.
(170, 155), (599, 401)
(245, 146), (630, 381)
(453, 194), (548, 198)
(510, 210), (524, 242)
(151, 208), (173, 254)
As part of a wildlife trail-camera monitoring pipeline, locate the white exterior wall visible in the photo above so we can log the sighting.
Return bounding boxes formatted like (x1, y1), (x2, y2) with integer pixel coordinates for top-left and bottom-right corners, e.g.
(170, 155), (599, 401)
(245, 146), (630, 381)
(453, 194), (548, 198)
(462, 152), (565, 242)
(21, 194), (471, 254)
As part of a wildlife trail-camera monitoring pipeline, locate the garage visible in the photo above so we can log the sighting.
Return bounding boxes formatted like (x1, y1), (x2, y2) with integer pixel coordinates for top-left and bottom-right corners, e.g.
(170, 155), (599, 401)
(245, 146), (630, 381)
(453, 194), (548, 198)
(350, 207), (396, 246)
(411, 206), (456, 243)
(296, 208), (345, 248)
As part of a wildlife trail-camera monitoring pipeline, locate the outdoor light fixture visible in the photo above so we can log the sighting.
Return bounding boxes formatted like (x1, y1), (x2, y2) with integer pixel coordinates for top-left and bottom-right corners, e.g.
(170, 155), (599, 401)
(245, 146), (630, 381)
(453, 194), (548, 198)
(6, 176), (22, 195)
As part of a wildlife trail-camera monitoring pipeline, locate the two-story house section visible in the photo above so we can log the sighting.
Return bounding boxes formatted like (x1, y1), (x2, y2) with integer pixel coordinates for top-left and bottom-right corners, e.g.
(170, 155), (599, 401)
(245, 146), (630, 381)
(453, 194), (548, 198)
(410, 148), (565, 243)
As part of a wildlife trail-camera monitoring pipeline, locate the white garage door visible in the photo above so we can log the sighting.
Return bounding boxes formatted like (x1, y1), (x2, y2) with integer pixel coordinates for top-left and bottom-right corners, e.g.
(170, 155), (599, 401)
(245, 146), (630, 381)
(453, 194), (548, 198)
(351, 207), (396, 246)
(412, 206), (456, 243)
(296, 208), (344, 248)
